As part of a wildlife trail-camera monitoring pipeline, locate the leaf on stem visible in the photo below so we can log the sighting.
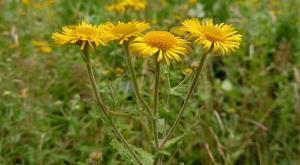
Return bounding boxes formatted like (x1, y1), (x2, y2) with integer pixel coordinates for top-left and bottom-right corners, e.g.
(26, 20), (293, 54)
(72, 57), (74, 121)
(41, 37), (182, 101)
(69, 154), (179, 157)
(111, 139), (138, 165)
(111, 139), (154, 165)
(159, 134), (185, 152)
(169, 74), (193, 97)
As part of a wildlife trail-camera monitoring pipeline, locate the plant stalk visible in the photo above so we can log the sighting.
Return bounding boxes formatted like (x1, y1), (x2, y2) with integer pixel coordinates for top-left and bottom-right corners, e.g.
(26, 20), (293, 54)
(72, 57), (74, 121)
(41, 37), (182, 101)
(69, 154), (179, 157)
(158, 51), (209, 150)
(82, 48), (143, 165)
(123, 44), (153, 116)
(153, 56), (160, 165)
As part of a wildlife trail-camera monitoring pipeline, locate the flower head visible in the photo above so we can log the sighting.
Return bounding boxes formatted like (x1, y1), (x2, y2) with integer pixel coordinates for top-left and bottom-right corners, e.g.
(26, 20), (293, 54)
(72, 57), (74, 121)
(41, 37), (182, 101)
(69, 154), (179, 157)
(130, 31), (189, 64)
(51, 21), (112, 50)
(181, 18), (242, 55)
(102, 21), (150, 45)
(106, 0), (146, 13)
(31, 40), (52, 54)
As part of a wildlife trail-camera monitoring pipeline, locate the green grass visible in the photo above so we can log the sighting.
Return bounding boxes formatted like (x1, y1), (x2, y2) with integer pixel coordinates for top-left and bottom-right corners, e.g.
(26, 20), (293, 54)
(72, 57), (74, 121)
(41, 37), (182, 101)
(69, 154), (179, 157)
(0, 0), (300, 164)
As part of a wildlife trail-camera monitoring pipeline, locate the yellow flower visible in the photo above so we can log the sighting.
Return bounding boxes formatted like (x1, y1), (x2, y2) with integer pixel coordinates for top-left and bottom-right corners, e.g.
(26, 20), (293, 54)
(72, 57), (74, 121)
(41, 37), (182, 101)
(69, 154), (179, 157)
(106, 0), (146, 13)
(21, 0), (30, 4)
(102, 21), (150, 45)
(33, 2), (42, 10)
(39, 46), (52, 54)
(9, 43), (17, 49)
(51, 21), (112, 50)
(188, 0), (197, 6)
(183, 67), (193, 74)
(101, 69), (111, 76)
(181, 18), (242, 55)
(31, 40), (48, 47)
(31, 40), (52, 54)
(106, 3), (125, 13)
(151, 19), (158, 25)
(115, 67), (124, 75)
(45, 0), (56, 5)
(130, 31), (189, 65)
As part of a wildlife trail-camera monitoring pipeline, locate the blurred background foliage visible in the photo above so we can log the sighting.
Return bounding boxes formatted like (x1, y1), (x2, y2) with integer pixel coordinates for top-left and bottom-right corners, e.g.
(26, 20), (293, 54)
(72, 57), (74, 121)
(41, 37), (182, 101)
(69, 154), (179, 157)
(0, 0), (300, 164)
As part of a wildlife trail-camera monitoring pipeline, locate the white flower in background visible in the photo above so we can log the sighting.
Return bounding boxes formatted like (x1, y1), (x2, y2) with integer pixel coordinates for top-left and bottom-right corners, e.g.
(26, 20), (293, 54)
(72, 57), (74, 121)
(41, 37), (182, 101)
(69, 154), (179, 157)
(221, 79), (233, 92)
(188, 3), (205, 18)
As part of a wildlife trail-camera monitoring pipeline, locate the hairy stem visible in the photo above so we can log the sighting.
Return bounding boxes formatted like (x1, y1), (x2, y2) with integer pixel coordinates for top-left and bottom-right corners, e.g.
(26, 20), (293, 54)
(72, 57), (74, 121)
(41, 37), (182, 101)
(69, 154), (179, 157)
(153, 57), (160, 165)
(158, 51), (209, 150)
(82, 48), (143, 165)
(123, 44), (153, 116)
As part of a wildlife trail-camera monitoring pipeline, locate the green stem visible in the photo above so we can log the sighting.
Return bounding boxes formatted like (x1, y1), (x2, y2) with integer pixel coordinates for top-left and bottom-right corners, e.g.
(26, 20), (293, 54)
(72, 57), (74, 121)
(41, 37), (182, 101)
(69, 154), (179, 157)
(82, 48), (143, 165)
(124, 44), (159, 164)
(158, 51), (209, 150)
(153, 57), (160, 165)
(158, 67), (172, 165)
(123, 44), (153, 116)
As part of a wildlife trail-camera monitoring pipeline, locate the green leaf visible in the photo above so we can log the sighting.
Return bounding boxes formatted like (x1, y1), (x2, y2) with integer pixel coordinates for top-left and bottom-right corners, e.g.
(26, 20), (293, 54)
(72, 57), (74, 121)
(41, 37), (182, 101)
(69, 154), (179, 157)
(170, 83), (190, 96)
(170, 74), (193, 97)
(160, 134), (185, 151)
(110, 139), (137, 165)
(132, 145), (153, 165)
(158, 109), (174, 124)
(158, 150), (171, 156)
(157, 119), (165, 134)
(111, 139), (154, 165)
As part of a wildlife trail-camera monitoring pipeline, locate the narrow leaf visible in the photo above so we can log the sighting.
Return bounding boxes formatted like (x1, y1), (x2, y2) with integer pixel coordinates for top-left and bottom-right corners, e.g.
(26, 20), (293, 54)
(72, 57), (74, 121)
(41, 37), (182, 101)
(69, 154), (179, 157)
(161, 134), (185, 151)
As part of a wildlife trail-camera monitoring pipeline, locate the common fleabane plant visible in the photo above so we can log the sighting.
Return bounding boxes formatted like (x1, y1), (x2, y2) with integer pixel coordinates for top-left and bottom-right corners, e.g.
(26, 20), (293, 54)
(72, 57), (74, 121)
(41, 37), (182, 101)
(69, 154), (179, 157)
(52, 18), (242, 165)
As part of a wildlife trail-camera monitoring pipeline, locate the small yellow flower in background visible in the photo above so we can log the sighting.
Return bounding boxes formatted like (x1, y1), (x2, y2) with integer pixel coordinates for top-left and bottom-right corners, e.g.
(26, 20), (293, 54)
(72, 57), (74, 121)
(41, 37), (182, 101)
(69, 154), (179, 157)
(181, 18), (242, 55)
(33, 2), (42, 10)
(31, 40), (48, 47)
(20, 11), (27, 16)
(228, 108), (236, 114)
(39, 46), (52, 54)
(101, 69), (111, 76)
(102, 21), (150, 45)
(106, 0), (147, 13)
(188, 0), (197, 6)
(115, 67), (125, 75)
(52, 21), (113, 50)
(151, 19), (158, 25)
(21, 0), (30, 5)
(9, 43), (17, 49)
(130, 31), (189, 65)
(183, 67), (193, 74)
(106, 3), (125, 13)
(45, 0), (56, 6)
(174, 15), (182, 21)
(31, 40), (52, 54)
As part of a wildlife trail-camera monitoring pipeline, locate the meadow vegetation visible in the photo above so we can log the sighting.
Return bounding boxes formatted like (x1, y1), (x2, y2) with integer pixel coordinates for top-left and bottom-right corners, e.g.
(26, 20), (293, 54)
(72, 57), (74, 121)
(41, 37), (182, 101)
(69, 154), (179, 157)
(0, 0), (300, 164)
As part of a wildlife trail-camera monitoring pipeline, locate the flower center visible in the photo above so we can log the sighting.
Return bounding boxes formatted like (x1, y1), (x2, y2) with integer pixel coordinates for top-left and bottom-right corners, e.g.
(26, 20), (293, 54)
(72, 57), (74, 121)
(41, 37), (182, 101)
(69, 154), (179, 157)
(71, 27), (100, 41)
(112, 24), (137, 34)
(201, 26), (226, 42)
(144, 31), (177, 51)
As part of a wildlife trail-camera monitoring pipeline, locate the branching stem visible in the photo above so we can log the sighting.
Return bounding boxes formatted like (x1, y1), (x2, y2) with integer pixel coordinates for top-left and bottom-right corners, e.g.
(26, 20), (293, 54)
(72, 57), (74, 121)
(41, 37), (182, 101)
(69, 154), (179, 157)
(82, 48), (143, 165)
(158, 51), (209, 150)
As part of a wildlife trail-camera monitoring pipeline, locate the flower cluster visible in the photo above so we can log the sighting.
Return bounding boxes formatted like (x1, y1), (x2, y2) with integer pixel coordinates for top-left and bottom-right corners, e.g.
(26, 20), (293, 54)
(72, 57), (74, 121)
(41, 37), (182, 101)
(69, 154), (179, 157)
(51, 17), (243, 165)
(106, 0), (147, 13)
(52, 18), (242, 64)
